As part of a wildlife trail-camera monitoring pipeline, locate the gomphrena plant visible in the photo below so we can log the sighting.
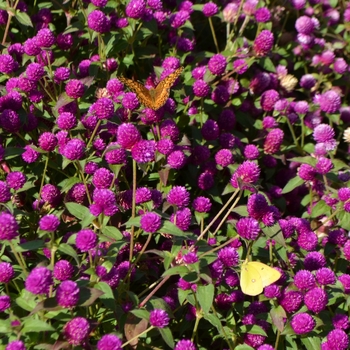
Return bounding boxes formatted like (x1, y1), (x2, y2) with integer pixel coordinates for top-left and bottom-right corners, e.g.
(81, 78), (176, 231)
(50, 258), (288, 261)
(0, 0), (349, 349)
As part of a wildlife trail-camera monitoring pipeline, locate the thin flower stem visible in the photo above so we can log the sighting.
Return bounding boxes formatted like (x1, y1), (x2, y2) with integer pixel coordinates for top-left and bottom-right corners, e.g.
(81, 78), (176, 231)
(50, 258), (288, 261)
(132, 232), (152, 271)
(122, 326), (154, 347)
(139, 275), (171, 308)
(208, 17), (219, 53)
(86, 119), (102, 149)
(197, 187), (240, 240)
(1, 0), (18, 45)
(129, 159), (137, 263)
(9, 241), (28, 275)
(38, 155), (50, 202)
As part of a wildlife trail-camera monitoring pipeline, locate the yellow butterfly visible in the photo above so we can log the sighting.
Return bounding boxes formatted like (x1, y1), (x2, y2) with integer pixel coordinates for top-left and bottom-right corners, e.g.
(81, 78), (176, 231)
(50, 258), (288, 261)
(240, 259), (281, 296)
(119, 67), (184, 111)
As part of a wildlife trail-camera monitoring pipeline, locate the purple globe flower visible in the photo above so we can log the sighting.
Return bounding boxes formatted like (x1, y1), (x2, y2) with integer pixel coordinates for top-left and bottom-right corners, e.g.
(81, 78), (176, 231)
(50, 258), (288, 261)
(149, 309), (170, 328)
(65, 79), (85, 99)
(170, 10), (190, 28)
(218, 247), (239, 267)
(0, 54), (17, 74)
(56, 280), (80, 308)
(203, 2), (218, 17)
(62, 139), (85, 160)
(90, 188), (118, 216)
(170, 207), (191, 231)
(0, 181), (11, 203)
(63, 317), (90, 345)
(91, 97), (114, 120)
(263, 128), (284, 154)
(236, 217), (260, 240)
(325, 329), (349, 350)
(87, 10), (110, 33)
(41, 184), (61, 206)
(167, 150), (186, 169)
(260, 89), (279, 111)
(255, 7), (271, 22)
(39, 214), (60, 231)
(319, 90), (341, 113)
(253, 30), (274, 56)
(125, 0), (146, 19)
(208, 54), (227, 75)
(25, 266), (53, 295)
(0, 109), (21, 133)
(167, 186), (190, 208)
(131, 140), (156, 163)
(53, 260), (74, 281)
(0, 295), (10, 311)
(6, 340), (26, 350)
(192, 196), (212, 213)
(304, 287), (328, 313)
(92, 168), (114, 189)
(35, 28), (55, 47)
(174, 339), (197, 350)
(315, 268), (336, 285)
(97, 334), (123, 350)
(122, 92), (140, 110)
(290, 313), (316, 334)
(0, 212), (19, 240)
(215, 149), (233, 167)
(0, 262), (15, 283)
(230, 160), (261, 190)
(294, 270), (316, 291)
(54, 67), (70, 83)
(38, 132), (57, 152)
(279, 290), (303, 313)
(6, 171), (26, 190)
(193, 79), (210, 97)
(117, 123), (141, 149)
(140, 212), (161, 233)
(57, 112), (77, 130)
(76, 229), (98, 252)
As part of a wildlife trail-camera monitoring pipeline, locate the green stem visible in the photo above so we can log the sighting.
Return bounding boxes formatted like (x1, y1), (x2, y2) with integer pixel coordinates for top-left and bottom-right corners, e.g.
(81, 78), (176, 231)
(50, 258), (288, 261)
(208, 17), (219, 53)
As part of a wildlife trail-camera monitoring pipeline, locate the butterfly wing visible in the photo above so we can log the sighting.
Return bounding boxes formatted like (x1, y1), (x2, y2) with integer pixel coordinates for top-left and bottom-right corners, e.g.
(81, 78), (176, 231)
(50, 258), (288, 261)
(240, 260), (264, 296)
(153, 67), (184, 110)
(118, 77), (155, 109)
(249, 262), (281, 288)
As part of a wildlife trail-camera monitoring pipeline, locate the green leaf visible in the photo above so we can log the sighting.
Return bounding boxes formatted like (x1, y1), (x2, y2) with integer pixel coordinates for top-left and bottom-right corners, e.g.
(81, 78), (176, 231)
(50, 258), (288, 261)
(310, 200), (330, 218)
(160, 221), (189, 237)
(204, 313), (222, 330)
(234, 345), (255, 350)
(58, 177), (81, 193)
(196, 284), (214, 314)
(158, 327), (174, 349)
(270, 305), (286, 332)
(57, 243), (79, 265)
(259, 57), (276, 72)
(162, 265), (189, 277)
(16, 240), (45, 252)
(240, 325), (267, 336)
(101, 226), (123, 241)
(94, 282), (117, 312)
(130, 309), (150, 320)
(15, 11), (33, 26)
(336, 211), (350, 231)
(301, 336), (321, 350)
(0, 319), (13, 333)
(65, 202), (90, 220)
(262, 224), (286, 247)
(282, 176), (304, 194)
(22, 319), (54, 333)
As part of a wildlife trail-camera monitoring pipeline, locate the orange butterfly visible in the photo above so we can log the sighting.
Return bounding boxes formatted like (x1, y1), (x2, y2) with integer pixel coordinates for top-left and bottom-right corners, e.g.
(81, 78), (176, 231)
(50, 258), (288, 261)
(119, 67), (184, 110)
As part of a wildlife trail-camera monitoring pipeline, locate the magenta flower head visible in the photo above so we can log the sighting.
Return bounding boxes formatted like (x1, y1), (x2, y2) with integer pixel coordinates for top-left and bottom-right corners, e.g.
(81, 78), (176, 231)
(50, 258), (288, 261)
(217, 247), (239, 267)
(39, 214), (60, 232)
(6, 171), (26, 190)
(53, 260), (74, 281)
(65, 79), (85, 99)
(76, 229), (98, 252)
(126, 0), (146, 19)
(170, 10), (190, 28)
(91, 97), (115, 120)
(324, 329), (349, 350)
(62, 139), (85, 160)
(304, 251), (326, 270)
(38, 132), (57, 152)
(0, 295), (10, 312)
(294, 269), (316, 291)
(97, 334), (123, 350)
(0, 212), (19, 240)
(230, 160), (261, 190)
(253, 30), (274, 56)
(131, 140), (156, 163)
(255, 7), (271, 22)
(87, 10), (110, 33)
(0, 181), (11, 203)
(192, 196), (212, 213)
(5, 340), (26, 350)
(339, 274), (350, 293)
(121, 92), (139, 110)
(332, 314), (349, 330)
(295, 16), (315, 34)
(92, 168), (114, 189)
(313, 124), (335, 143)
(25, 266), (53, 295)
(56, 280), (80, 308)
(174, 339), (197, 350)
(193, 79), (210, 97)
(298, 163), (316, 181)
(260, 89), (279, 111)
(236, 217), (260, 240)
(208, 54), (227, 75)
(41, 184), (61, 206)
(203, 2), (218, 17)
(319, 90), (341, 113)
(57, 112), (77, 130)
(0, 54), (18, 74)
(167, 186), (190, 208)
(0, 109), (21, 133)
(140, 212), (161, 233)
(263, 128), (284, 154)
(0, 262), (15, 283)
(167, 150), (186, 169)
(117, 123), (141, 149)
(279, 290), (303, 313)
(170, 207), (191, 231)
(90, 188), (118, 216)
(304, 287), (328, 313)
(291, 313), (316, 334)
(64, 317), (90, 345)
(149, 309), (170, 328)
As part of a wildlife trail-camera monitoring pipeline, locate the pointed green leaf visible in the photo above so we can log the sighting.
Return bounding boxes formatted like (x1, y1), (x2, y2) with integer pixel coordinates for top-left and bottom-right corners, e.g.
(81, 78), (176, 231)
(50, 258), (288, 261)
(196, 284), (214, 314)
(282, 176), (304, 194)
(22, 319), (54, 333)
(158, 327), (174, 348)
